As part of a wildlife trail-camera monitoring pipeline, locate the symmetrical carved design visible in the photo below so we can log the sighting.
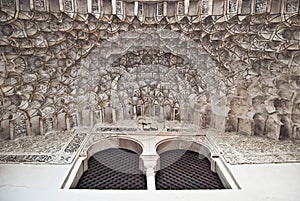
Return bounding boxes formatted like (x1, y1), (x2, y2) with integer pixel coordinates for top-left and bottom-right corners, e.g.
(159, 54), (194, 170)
(0, 0), (299, 142)
(137, 2), (143, 18)
(177, 1), (185, 16)
(116, 1), (123, 14)
(64, 0), (74, 12)
(0, 154), (54, 163)
(201, 0), (210, 14)
(35, 0), (47, 11)
(285, 0), (299, 13)
(254, 0), (267, 13)
(228, 0), (238, 13)
(209, 132), (300, 164)
(157, 2), (164, 17)
(0, 130), (88, 164)
(13, 114), (28, 139)
(76, 30), (219, 131)
(64, 132), (87, 153)
(91, 0), (100, 13)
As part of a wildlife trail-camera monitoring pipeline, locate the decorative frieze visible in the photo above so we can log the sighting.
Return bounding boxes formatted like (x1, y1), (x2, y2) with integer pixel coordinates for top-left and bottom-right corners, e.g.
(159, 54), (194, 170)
(91, 0), (100, 13)
(12, 115), (28, 139)
(137, 2), (143, 16)
(63, 0), (74, 12)
(116, 1), (123, 15)
(201, 0), (210, 14)
(64, 132), (87, 153)
(0, 0), (15, 8)
(177, 1), (185, 16)
(1, 0), (299, 17)
(254, 0), (267, 13)
(34, 0), (47, 11)
(0, 154), (54, 163)
(157, 2), (164, 16)
(285, 0), (299, 13)
(0, 130), (87, 164)
(227, 0), (238, 13)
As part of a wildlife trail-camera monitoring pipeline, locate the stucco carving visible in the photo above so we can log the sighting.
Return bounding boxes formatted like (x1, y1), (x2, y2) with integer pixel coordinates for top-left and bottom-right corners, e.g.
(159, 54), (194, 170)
(0, 0), (299, 141)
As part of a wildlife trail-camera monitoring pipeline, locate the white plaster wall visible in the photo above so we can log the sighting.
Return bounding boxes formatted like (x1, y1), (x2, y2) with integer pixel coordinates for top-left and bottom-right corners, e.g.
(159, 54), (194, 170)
(0, 164), (69, 190)
(229, 163), (300, 197)
(1, 163), (300, 201)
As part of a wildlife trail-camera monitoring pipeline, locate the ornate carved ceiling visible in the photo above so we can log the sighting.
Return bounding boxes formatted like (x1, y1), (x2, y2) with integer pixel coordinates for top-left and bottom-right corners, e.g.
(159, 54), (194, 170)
(0, 0), (299, 142)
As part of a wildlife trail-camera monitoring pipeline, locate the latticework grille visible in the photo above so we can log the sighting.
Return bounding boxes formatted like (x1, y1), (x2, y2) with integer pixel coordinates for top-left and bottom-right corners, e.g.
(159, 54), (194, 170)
(76, 148), (147, 190)
(155, 150), (225, 190)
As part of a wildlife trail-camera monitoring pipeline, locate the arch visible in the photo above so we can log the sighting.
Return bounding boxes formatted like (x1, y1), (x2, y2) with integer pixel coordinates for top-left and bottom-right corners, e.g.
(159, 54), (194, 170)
(85, 136), (144, 160)
(155, 149), (225, 190)
(153, 138), (238, 190)
(155, 138), (214, 160)
(76, 147), (147, 190)
(155, 148), (225, 190)
(73, 137), (146, 190)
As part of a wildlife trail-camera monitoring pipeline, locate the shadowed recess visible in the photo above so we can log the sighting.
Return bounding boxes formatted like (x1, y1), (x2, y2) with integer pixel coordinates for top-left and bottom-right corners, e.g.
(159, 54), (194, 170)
(155, 150), (225, 190)
(76, 148), (147, 190)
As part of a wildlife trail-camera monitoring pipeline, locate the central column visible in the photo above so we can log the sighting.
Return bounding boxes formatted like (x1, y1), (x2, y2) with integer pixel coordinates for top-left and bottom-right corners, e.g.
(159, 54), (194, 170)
(146, 168), (156, 191)
(140, 155), (160, 191)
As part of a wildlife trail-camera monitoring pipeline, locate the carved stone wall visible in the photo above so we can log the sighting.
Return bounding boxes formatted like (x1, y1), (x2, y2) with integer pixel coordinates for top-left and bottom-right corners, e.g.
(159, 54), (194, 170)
(0, 0), (299, 141)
